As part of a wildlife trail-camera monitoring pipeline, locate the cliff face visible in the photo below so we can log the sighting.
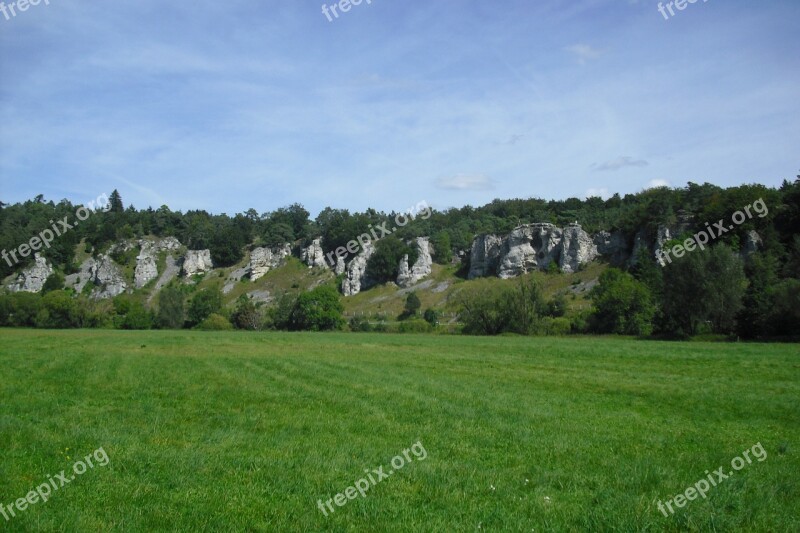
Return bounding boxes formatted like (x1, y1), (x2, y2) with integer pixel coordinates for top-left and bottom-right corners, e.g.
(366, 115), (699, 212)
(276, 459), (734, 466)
(469, 223), (597, 279)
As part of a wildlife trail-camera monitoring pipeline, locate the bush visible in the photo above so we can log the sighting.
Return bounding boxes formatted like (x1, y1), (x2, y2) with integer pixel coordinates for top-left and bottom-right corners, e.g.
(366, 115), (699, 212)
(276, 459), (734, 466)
(349, 315), (373, 332)
(398, 319), (433, 334)
(197, 313), (233, 330)
(157, 286), (185, 329)
(423, 308), (440, 327)
(539, 317), (571, 336)
(187, 288), (222, 327)
(289, 285), (345, 331)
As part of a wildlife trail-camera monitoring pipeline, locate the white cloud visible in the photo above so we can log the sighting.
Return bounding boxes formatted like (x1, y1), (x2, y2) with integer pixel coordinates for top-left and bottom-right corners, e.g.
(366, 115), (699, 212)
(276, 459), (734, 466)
(592, 156), (649, 172)
(585, 187), (610, 200)
(646, 179), (671, 189)
(435, 175), (495, 191)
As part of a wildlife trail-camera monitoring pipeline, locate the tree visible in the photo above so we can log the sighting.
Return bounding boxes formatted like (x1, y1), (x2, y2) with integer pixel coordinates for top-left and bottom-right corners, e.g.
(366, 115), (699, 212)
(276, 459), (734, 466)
(42, 271), (65, 294)
(458, 278), (545, 335)
(187, 288), (222, 327)
(366, 236), (416, 284)
(38, 290), (80, 328)
(108, 189), (124, 213)
(661, 245), (745, 336)
(590, 268), (655, 336)
(289, 285), (345, 331)
(231, 295), (263, 330)
(430, 231), (452, 264)
(403, 292), (421, 318)
(423, 308), (440, 327)
(157, 286), (185, 329)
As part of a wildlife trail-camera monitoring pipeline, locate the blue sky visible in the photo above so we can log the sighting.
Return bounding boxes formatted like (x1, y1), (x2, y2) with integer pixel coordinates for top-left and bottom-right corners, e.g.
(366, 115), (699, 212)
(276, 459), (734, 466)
(1, 0), (798, 216)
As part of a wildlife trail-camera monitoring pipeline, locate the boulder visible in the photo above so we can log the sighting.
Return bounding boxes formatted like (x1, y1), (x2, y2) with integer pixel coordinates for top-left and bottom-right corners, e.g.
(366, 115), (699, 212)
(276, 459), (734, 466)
(9, 253), (53, 293)
(396, 237), (433, 287)
(182, 250), (213, 277)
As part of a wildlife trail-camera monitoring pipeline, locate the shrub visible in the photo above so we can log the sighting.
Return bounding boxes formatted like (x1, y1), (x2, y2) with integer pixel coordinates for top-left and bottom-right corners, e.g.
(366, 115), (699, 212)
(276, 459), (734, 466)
(289, 285), (345, 331)
(197, 313), (233, 330)
(398, 319), (433, 334)
(349, 315), (373, 332)
(187, 288), (222, 327)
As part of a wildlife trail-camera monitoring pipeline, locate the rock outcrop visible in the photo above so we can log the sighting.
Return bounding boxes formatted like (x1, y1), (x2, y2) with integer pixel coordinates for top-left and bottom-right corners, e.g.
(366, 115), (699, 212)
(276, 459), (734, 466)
(134, 237), (181, 288)
(468, 235), (504, 279)
(559, 224), (598, 273)
(182, 250), (213, 277)
(301, 238), (328, 269)
(743, 230), (762, 256)
(249, 244), (292, 281)
(469, 223), (597, 279)
(342, 243), (375, 296)
(89, 254), (127, 299)
(593, 230), (629, 266)
(9, 253), (53, 293)
(334, 255), (346, 276)
(396, 237), (433, 288)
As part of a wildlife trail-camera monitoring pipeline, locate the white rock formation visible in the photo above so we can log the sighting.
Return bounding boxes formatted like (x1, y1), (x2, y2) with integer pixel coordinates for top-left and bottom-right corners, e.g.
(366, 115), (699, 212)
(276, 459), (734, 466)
(396, 237), (433, 288)
(301, 238), (328, 269)
(342, 243), (375, 296)
(90, 254), (127, 299)
(182, 250), (213, 277)
(334, 255), (346, 275)
(131, 237), (182, 289)
(248, 244), (292, 281)
(9, 253), (53, 293)
(559, 224), (598, 273)
(469, 223), (598, 279)
(468, 235), (504, 279)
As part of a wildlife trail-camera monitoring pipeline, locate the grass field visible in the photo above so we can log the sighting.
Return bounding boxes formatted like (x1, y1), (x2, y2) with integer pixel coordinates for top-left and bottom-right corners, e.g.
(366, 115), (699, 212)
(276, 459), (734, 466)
(0, 330), (798, 531)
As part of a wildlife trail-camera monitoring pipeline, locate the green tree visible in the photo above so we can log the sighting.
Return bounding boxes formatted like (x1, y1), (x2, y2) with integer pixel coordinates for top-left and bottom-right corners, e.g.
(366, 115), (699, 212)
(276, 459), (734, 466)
(38, 290), (80, 328)
(423, 308), (440, 327)
(661, 245), (745, 336)
(231, 295), (263, 330)
(403, 292), (421, 318)
(41, 271), (65, 294)
(590, 268), (655, 336)
(108, 189), (124, 213)
(157, 286), (185, 329)
(289, 285), (344, 331)
(187, 288), (222, 327)
(366, 236), (416, 284)
(430, 231), (452, 264)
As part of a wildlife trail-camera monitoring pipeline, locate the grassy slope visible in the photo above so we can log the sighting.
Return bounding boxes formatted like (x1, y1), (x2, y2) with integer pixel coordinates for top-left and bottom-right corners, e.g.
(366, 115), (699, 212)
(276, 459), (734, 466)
(0, 330), (797, 531)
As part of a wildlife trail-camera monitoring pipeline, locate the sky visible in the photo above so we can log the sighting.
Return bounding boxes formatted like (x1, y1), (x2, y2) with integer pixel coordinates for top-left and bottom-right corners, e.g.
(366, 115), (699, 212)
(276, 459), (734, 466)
(1, 0), (798, 217)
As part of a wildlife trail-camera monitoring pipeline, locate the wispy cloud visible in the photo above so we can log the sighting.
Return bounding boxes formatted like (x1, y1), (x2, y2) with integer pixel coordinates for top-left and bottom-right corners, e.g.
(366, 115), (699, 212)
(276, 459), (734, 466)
(592, 156), (649, 172)
(565, 44), (602, 64)
(435, 175), (495, 191)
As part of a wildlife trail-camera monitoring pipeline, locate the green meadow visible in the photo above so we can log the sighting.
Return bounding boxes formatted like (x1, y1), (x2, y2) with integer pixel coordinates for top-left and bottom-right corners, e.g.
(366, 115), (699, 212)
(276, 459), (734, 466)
(0, 330), (798, 531)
